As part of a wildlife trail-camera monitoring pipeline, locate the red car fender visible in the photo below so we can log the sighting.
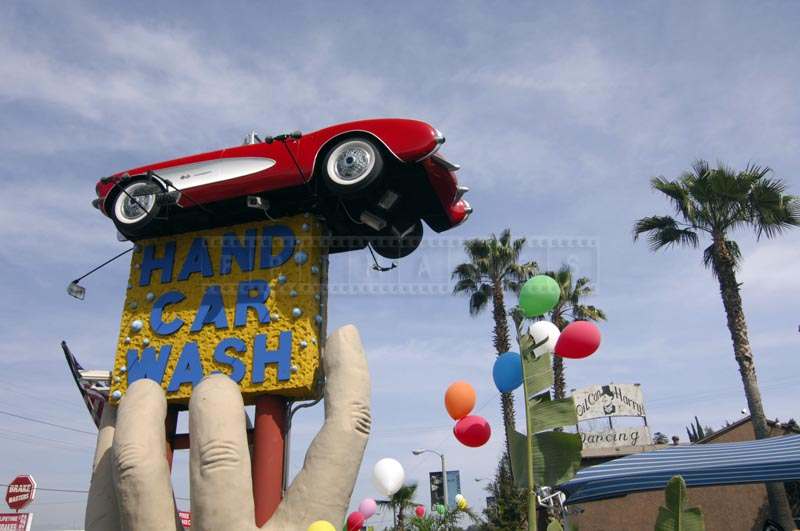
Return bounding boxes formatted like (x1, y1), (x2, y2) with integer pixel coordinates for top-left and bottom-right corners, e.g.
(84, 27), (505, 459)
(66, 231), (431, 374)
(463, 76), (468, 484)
(296, 118), (441, 179)
(96, 141), (303, 211)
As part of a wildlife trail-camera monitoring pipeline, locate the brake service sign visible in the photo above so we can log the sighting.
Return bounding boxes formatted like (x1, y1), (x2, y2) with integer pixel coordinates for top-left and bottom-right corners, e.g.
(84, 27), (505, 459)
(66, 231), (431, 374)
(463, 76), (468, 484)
(0, 514), (32, 531)
(5, 475), (35, 512)
(109, 215), (325, 404)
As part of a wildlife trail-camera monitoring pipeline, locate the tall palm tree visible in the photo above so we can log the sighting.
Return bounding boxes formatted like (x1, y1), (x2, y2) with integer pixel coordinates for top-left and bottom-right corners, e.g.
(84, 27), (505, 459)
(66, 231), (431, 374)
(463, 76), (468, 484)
(452, 229), (537, 459)
(545, 265), (606, 399)
(633, 160), (799, 529)
(378, 483), (419, 531)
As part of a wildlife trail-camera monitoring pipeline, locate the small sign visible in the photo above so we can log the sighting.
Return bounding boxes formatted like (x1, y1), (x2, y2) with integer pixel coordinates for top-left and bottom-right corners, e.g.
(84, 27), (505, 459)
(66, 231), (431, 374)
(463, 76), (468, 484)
(0, 513), (33, 531)
(179, 510), (191, 528)
(579, 426), (652, 449)
(573, 383), (646, 421)
(109, 215), (325, 404)
(5, 476), (36, 512)
(429, 470), (461, 508)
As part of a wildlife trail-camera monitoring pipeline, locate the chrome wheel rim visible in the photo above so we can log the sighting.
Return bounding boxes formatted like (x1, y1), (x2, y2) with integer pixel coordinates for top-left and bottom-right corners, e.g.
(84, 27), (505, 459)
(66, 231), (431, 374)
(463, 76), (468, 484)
(326, 140), (376, 185)
(114, 182), (156, 224)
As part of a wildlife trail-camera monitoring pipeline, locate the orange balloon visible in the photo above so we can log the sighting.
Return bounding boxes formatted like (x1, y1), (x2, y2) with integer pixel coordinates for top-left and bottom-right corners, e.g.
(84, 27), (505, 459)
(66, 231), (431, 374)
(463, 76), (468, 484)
(445, 381), (476, 420)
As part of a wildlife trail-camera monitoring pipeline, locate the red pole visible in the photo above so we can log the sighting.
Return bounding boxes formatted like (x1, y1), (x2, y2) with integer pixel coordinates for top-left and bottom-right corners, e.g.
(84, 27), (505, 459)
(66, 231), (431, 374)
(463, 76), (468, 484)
(253, 394), (287, 526)
(165, 406), (179, 471)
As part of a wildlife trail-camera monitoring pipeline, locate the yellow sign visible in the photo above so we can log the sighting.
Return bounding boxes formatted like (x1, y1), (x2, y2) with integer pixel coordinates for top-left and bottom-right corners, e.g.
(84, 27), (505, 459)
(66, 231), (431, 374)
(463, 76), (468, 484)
(109, 214), (325, 404)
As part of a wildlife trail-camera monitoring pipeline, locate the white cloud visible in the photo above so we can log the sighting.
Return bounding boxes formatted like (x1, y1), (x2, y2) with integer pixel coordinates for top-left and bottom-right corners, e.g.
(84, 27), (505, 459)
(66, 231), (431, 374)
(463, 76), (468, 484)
(739, 236), (800, 298)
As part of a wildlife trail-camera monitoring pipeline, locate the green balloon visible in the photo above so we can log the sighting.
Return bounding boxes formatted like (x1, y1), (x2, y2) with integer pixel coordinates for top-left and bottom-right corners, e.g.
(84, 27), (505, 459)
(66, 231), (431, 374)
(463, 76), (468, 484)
(519, 275), (560, 317)
(436, 504), (446, 515)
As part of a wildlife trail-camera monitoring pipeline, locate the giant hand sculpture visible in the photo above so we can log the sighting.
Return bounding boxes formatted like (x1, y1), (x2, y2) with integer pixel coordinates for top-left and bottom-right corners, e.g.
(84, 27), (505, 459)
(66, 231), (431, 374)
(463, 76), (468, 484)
(85, 325), (371, 531)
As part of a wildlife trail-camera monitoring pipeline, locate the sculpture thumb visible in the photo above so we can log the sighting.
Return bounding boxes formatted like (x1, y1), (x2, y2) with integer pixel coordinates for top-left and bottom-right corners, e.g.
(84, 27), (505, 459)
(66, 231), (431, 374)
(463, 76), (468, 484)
(262, 325), (371, 530)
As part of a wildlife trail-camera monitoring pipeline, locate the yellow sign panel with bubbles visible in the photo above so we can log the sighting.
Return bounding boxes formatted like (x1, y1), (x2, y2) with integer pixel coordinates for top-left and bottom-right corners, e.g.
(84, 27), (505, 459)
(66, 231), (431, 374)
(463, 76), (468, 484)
(109, 215), (325, 404)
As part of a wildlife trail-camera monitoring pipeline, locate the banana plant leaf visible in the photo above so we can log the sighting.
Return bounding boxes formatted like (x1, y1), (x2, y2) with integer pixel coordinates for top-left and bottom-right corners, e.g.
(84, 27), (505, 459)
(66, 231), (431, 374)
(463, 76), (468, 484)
(529, 397), (578, 433)
(654, 476), (705, 531)
(523, 351), (554, 396)
(510, 430), (583, 488)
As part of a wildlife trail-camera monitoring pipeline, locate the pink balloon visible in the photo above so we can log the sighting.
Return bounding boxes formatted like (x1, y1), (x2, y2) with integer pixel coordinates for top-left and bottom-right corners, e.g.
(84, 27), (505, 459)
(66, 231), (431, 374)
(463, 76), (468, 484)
(453, 415), (491, 447)
(555, 320), (601, 359)
(358, 498), (377, 519)
(415, 505), (426, 518)
(347, 511), (365, 531)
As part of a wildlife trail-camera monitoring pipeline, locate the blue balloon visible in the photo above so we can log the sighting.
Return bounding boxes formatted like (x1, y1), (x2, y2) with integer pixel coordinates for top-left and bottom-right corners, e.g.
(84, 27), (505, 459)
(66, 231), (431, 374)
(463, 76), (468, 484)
(492, 352), (523, 393)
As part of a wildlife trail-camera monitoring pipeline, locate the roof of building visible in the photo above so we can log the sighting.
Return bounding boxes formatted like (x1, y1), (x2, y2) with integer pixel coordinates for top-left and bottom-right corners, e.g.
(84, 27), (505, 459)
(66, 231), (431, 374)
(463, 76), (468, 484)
(696, 415), (800, 444)
(560, 433), (800, 504)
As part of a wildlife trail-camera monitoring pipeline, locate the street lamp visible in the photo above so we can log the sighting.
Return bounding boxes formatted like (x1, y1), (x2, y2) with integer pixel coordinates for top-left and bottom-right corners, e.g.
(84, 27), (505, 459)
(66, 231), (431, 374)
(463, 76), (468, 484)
(412, 448), (449, 509)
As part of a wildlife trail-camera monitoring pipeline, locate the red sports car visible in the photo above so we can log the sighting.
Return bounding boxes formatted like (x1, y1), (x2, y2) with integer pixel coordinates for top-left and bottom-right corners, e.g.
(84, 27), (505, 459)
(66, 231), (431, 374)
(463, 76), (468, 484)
(94, 118), (471, 258)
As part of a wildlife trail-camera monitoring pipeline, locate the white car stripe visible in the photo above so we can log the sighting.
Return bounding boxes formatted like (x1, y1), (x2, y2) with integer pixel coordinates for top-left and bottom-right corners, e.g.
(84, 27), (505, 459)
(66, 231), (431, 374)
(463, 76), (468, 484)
(155, 157), (276, 190)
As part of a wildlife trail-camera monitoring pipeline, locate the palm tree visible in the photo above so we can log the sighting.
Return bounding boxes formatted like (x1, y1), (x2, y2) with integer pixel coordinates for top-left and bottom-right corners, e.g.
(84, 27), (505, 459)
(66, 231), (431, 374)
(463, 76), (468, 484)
(452, 229), (537, 458)
(545, 265), (606, 399)
(633, 160), (799, 529)
(378, 483), (419, 531)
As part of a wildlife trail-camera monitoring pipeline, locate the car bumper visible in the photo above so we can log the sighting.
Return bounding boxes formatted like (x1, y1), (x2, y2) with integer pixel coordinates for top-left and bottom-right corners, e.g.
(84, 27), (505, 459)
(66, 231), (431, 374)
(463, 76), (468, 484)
(420, 155), (471, 231)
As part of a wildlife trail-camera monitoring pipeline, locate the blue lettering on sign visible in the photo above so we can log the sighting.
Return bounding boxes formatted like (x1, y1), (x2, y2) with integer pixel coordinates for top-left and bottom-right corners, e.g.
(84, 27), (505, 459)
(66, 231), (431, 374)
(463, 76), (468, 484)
(261, 226), (296, 269)
(234, 280), (270, 327)
(127, 345), (172, 384)
(140, 241), (176, 287)
(220, 229), (257, 275)
(168, 342), (204, 392)
(191, 285), (228, 332)
(213, 337), (247, 383)
(252, 331), (293, 383)
(178, 237), (214, 281)
(150, 291), (186, 335)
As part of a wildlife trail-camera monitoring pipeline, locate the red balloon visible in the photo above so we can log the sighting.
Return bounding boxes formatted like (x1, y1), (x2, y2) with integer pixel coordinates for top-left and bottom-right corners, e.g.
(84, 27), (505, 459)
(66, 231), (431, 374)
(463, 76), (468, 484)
(415, 505), (426, 518)
(555, 321), (601, 359)
(453, 415), (491, 447)
(347, 511), (365, 531)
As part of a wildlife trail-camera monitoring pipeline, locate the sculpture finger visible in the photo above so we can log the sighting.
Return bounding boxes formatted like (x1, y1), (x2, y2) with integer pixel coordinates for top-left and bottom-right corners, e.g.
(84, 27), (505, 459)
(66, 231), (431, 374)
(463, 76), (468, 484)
(85, 404), (121, 531)
(112, 379), (179, 530)
(189, 374), (256, 531)
(265, 325), (371, 529)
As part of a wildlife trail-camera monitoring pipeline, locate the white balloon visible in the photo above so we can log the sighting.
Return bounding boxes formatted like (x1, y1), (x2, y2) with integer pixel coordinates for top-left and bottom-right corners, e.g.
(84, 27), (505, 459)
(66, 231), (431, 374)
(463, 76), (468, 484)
(454, 494), (465, 504)
(373, 458), (405, 496)
(528, 320), (560, 356)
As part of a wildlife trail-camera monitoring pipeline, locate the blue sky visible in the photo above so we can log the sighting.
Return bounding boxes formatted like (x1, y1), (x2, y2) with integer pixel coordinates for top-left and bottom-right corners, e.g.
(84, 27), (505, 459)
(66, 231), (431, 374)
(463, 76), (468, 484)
(1, 1), (799, 528)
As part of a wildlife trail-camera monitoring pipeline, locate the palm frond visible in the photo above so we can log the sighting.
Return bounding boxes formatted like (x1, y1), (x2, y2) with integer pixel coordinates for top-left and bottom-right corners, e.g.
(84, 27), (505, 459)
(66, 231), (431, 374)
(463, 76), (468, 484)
(702, 239), (742, 274)
(451, 263), (482, 294)
(651, 176), (696, 223)
(464, 238), (490, 265)
(748, 178), (800, 239)
(633, 215), (699, 250)
(503, 260), (538, 294)
(575, 304), (607, 322)
(702, 243), (715, 271)
(469, 283), (492, 316)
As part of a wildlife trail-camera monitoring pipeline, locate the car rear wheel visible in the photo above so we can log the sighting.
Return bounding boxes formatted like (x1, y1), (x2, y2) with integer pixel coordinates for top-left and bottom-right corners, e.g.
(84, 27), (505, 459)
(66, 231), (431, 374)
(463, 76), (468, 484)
(110, 179), (161, 236)
(322, 137), (384, 195)
(371, 219), (423, 259)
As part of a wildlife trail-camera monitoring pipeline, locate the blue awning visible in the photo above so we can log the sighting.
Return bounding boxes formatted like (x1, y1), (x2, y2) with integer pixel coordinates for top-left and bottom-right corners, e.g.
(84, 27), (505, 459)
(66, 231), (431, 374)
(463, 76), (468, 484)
(559, 434), (800, 504)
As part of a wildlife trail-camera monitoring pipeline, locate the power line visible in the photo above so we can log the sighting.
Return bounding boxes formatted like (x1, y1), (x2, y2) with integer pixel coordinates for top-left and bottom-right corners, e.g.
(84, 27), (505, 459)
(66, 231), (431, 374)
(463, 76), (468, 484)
(0, 483), (88, 494)
(0, 427), (93, 449)
(0, 409), (96, 436)
(0, 483), (190, 501)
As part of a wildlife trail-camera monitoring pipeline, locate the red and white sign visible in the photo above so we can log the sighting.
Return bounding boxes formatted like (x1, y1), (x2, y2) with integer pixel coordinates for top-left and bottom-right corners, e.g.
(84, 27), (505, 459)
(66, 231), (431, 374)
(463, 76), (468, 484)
(4, 476), (36, 512)
(0, 513), (33, 531)
(179, 510), (191, 528)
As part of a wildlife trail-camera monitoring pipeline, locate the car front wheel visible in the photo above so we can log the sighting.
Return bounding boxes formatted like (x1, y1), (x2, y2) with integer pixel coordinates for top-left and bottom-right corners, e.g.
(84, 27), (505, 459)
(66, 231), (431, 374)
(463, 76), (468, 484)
(109, 179), (161, 236)
(322, 137), (384, 195)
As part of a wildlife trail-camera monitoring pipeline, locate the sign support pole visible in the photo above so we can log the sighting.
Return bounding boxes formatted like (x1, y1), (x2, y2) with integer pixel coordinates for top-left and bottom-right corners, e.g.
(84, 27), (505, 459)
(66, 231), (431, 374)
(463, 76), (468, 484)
(165, 406), (179, 470)
(253, 395), (287, 526)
